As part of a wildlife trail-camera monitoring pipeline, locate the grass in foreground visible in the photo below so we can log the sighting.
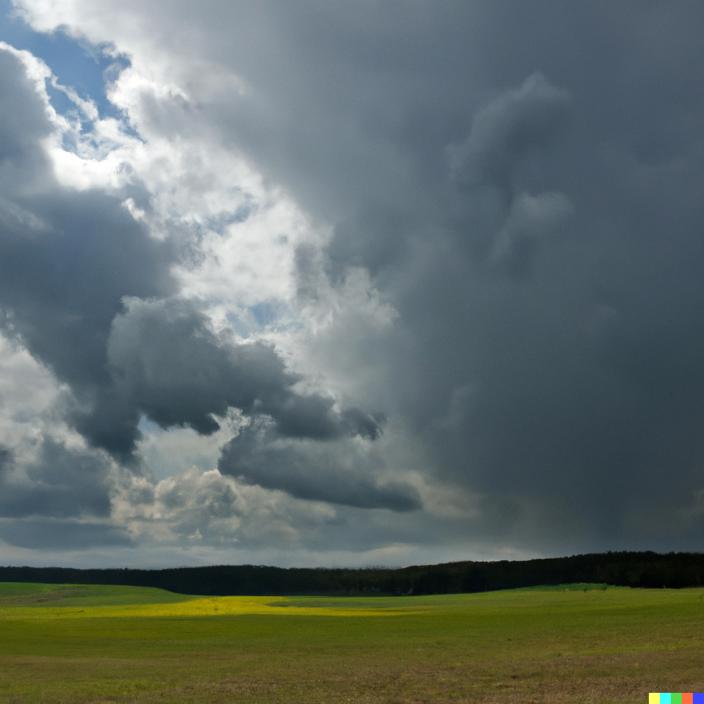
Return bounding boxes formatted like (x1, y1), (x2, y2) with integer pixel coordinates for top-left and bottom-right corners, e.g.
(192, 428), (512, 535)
(0, 581), (702, 703)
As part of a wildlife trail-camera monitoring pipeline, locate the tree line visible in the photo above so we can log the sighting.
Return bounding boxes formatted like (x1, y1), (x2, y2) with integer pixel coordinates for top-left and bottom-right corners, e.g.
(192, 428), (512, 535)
(1, 551), (703, 596)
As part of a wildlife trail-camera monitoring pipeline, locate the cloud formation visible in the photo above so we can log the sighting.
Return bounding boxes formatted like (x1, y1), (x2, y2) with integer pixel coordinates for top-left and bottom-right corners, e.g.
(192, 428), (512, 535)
(0, 445), (11, 476)
(2, 1), (704, 562)
(0, 44), (381, 471)
(0, 518), (132, 550)
(0, 438), (113, 520)
(219, 420), (420, 512)
(108, 297), (382, 444)
(0, 46), (172, 458)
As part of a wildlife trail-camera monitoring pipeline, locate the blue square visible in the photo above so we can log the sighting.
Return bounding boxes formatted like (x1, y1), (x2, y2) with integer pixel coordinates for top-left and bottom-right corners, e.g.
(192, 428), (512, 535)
(693, 694), (704, 704)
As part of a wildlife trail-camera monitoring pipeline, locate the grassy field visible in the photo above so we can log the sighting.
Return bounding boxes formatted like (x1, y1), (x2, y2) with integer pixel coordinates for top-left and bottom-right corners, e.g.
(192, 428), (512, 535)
(0, 582), (702, 703)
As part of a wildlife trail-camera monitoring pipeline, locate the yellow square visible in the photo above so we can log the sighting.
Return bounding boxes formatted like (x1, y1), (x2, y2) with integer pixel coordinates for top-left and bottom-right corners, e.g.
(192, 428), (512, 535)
(649, 695), (660, 704)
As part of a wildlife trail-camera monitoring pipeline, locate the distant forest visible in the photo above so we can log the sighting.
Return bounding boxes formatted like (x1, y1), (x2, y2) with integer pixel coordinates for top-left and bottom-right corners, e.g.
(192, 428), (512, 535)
(2, 552), (704, 596)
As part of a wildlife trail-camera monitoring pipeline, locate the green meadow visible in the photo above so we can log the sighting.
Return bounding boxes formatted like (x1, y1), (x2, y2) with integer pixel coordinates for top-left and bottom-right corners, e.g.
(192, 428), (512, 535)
(0, 582), (702, 703)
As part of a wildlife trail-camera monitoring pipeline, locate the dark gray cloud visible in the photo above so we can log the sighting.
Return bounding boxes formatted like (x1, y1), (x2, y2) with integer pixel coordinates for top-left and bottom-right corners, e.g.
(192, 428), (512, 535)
(0, 445), (11, 476)
(447, 72), (573, 277)
(219, 421), (420, 512)
(82, 1), (704, 550)
(0, 438), (112, 519)
(6, 1), (704, 557)
(107, 297), (382, 443)
(0, 47), (380, 467)
(0, 518), (132, 550)
(0, 47), (172, 458)
(449, 73), (570, 192)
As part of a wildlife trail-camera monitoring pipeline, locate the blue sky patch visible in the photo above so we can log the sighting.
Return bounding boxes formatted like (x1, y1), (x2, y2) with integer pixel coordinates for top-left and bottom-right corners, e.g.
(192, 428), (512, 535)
(0, 0), (129, 120)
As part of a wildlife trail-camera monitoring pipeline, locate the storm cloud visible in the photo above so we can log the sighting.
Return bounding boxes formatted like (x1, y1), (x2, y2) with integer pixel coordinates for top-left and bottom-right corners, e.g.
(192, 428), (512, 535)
(0, 439), (112, 521)
(107, 297), (382, 444)
(0, 46), (171, 457)
(219, 420), (420, 512)
(0, 445), (11, 476)
(0, 518), (132, 550)
(2, 1), (704, 561)
(0, 45), (381, 469)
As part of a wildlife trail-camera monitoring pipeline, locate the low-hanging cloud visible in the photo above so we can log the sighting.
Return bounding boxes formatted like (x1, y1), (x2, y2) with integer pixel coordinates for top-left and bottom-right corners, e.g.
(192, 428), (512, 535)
(105, 297), (383, 446)
(0, 518), (132, 550)
(0, 445), (12, 476)
(219, 420), (420, 512)
(0, 438), (113, 520)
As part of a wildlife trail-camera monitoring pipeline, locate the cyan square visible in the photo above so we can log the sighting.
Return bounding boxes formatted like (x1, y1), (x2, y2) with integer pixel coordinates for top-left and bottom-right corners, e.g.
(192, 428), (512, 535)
(661, 695), (671, 704)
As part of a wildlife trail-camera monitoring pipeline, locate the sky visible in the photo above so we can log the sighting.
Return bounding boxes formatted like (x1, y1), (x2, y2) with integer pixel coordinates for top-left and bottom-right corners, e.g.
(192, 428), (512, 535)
(0, 1), (704, 568)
